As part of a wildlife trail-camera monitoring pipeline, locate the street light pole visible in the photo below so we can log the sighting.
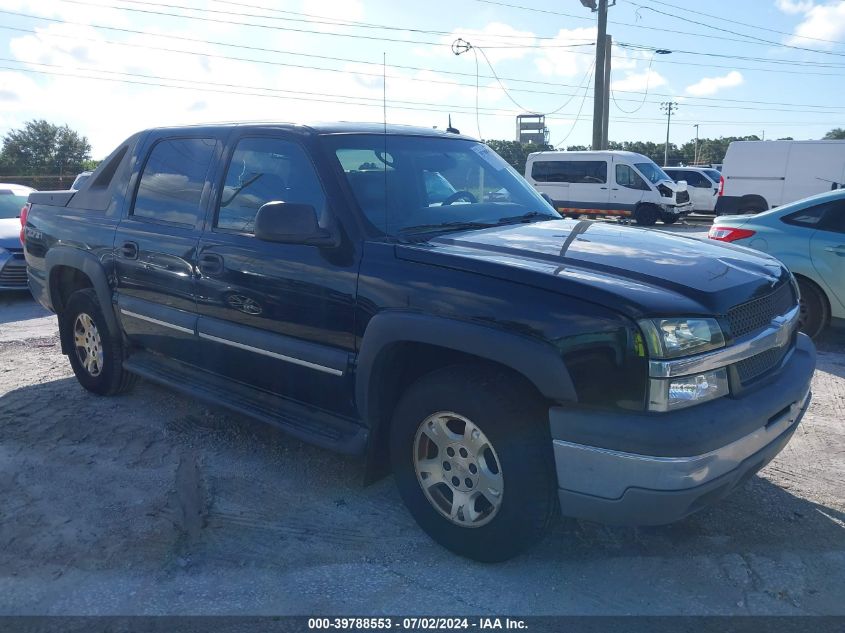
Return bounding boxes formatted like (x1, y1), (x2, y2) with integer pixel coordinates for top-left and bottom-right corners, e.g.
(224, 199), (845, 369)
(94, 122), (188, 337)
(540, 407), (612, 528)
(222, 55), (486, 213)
(693, 124), (699, 165)
(661, 101), (678, 167)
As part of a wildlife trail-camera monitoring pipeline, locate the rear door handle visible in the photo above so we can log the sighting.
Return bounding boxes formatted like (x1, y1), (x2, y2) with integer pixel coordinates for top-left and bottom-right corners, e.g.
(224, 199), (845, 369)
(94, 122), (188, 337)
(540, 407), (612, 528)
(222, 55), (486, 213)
(198, 253), (224, 275)
(121, 241), (138, 259)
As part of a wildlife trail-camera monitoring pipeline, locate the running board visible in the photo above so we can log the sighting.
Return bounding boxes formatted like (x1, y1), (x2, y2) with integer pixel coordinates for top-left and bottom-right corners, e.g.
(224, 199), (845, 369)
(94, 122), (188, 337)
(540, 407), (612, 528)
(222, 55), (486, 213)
(123, 351), (368, 455)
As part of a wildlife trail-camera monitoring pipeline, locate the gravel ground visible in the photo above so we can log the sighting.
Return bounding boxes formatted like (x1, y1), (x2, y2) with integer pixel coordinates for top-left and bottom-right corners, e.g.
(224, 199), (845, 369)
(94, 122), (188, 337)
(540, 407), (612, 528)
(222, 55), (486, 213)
(1, 286), (843, 616)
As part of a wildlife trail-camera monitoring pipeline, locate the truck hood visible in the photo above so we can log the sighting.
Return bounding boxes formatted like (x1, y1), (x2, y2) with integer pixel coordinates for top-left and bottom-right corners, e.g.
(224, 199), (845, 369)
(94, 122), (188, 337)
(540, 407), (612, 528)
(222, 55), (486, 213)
(0, 218), (21, 249)
(397, 219), (790, 318)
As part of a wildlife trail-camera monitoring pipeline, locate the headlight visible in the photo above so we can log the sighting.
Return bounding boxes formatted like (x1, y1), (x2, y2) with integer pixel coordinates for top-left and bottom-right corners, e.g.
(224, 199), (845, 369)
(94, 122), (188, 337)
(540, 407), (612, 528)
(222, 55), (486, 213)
(638, 318), (725, 359)
(657, 183), (673, 198)
(649, 368), (729, 411)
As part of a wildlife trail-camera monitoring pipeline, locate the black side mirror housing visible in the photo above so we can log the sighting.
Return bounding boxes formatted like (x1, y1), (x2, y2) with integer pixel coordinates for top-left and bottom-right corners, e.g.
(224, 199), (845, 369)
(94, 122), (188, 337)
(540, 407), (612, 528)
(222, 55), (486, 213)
(254, 201), (336, 246)
(540, 192), (555, 209)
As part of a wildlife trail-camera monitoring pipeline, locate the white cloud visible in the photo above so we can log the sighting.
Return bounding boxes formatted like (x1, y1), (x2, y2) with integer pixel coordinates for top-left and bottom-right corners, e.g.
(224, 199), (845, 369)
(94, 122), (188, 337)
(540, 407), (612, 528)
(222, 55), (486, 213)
(684, 71), (743, 96)
(787, 1), (845, 45)
(610, 69), (667, 92)
(533, 27), (596, 78)
(775, 0), (815, 14)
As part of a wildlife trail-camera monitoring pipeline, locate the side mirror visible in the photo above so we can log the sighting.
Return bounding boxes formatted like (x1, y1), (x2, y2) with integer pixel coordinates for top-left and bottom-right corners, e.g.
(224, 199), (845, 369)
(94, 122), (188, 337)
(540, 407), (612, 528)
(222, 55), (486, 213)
(540, 192), (555, 208)
(254, 201), (335, 246)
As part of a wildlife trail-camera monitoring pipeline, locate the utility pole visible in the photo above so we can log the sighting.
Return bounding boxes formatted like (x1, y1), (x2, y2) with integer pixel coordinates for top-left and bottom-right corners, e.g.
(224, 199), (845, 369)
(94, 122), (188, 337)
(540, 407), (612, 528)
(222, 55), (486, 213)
(601, 34), (611, 149)
(591, 0), (608, 150)
(661, 101), (678, 167)
(693, 124), (699, 164)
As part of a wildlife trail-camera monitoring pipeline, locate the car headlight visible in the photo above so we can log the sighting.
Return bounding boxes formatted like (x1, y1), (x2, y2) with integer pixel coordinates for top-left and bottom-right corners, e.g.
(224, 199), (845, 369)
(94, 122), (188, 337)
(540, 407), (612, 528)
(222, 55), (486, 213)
(649, 368), (729, 411)
(638, 317), (725, 359)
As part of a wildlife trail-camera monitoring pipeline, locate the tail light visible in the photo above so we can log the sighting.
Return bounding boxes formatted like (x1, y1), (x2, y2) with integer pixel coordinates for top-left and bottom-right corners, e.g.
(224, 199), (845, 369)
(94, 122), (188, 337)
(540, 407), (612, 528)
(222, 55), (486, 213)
(19, 203), (29, 245)
(708, 226), (755, 242)
(718, 175), (725, 196)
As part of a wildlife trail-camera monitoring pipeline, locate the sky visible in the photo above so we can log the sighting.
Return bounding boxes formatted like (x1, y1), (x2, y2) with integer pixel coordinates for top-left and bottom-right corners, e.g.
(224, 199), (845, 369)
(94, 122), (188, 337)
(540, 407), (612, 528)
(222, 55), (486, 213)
(0, 0), (844, 158)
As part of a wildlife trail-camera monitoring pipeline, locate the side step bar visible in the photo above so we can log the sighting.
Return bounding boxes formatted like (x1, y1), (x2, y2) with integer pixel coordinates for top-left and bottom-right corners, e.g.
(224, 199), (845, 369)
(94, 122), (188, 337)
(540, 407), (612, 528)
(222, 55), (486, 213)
(123, 351), (368, 455)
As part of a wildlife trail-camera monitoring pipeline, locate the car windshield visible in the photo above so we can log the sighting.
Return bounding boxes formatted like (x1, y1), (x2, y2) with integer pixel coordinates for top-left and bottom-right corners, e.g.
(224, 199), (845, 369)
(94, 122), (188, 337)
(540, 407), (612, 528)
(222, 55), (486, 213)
(634, 162), (672, 185)
(323, 135), (557, 236)
(0, 192), (28, 219)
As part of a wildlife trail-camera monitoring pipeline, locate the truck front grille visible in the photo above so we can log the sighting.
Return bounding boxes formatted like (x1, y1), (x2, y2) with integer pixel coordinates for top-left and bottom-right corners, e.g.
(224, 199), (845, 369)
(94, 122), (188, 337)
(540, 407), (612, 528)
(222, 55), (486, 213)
(727, 282), (795, 339)
(736, 342), (792, 385)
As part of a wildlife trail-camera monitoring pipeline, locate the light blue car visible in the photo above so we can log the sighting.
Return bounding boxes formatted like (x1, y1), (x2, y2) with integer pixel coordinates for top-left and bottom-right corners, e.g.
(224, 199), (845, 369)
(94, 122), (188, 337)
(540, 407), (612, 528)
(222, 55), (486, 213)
(709, 189), (845, 338)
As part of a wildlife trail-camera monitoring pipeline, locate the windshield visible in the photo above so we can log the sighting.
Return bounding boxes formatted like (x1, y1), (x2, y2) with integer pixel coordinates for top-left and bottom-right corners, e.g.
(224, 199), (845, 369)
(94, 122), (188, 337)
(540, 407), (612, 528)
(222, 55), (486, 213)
(634, 162), (672, 185)
(323, 135), (557, 236)
(0, 192), (28, 219)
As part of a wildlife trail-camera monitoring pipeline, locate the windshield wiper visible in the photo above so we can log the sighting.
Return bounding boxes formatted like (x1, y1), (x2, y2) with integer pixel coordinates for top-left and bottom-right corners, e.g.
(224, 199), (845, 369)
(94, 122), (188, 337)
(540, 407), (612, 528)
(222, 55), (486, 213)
(399, 220), (498, 236)
(495, 211), (555, 225)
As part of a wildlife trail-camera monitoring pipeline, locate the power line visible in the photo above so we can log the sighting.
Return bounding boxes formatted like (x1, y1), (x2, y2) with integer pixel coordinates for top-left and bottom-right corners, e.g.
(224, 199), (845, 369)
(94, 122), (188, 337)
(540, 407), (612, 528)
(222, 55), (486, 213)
(475, 0), (845, 53)
(638, 0), (845, 46)
(627, 0), (845, 59)
(4, 15), (845, 110)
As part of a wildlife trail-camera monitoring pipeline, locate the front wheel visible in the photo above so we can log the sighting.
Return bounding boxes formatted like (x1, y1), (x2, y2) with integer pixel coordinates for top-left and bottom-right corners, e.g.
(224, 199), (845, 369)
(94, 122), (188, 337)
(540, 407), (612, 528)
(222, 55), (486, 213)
(796, 277), (830, 339)
(634, 205), (658, 226)
(660, 213), (679, 225)
(390, 365), (558, 562)
(62, 289), (137, 395)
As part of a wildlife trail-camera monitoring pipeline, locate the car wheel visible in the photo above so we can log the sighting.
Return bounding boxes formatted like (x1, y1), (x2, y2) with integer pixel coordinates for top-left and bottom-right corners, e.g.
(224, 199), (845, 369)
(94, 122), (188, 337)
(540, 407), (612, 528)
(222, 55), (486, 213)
(634, 205), (658, 226)
(63, 289), (137, 395)
(796, 277), (830, 339)
(390, 365), (558, 562)
(660, 213), (678, 225)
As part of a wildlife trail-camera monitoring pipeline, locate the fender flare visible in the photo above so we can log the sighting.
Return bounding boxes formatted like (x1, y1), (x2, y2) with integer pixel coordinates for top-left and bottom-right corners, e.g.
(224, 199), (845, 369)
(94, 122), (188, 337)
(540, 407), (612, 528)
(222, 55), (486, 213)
(355, 311), (578, 427)
(45, 246), (119, 335)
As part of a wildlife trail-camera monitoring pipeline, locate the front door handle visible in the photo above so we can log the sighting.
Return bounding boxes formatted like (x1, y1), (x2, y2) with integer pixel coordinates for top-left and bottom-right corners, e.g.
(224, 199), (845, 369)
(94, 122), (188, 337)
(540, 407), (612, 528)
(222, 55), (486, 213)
(121, 241), (138, 259)
(824, 245), (845, 256)
(198, 253), (224, 275)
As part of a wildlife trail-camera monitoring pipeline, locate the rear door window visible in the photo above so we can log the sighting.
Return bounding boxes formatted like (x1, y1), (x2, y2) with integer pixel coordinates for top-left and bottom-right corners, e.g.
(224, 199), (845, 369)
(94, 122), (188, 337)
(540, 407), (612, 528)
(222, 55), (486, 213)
(531, 160), (606, 184)
(132, 138), (217, 226)
(782, 204), (829, 228)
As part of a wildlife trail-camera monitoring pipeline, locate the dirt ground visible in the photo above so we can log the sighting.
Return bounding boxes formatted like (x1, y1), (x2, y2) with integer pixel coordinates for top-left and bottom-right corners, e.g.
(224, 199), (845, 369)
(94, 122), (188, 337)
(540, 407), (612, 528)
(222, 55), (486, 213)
(1, 289), (843, 616)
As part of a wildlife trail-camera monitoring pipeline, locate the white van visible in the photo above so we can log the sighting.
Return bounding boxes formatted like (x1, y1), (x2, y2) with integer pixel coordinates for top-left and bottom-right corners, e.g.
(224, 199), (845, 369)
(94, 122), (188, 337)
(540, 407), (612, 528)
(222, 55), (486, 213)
(716, 140), (845, 215)
(524, 150), (692, 225)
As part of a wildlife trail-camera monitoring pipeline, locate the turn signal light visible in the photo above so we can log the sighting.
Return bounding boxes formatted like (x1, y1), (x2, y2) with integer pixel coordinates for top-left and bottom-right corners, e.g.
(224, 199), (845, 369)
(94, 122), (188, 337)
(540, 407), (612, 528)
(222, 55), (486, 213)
(708, 226), (756, 242)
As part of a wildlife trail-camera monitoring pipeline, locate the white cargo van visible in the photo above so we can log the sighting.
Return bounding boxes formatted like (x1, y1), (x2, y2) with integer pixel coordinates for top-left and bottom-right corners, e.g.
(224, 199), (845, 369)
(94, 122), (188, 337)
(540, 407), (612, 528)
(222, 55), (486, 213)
(716, 140), (845, 215)
(524, 150), (692, 225)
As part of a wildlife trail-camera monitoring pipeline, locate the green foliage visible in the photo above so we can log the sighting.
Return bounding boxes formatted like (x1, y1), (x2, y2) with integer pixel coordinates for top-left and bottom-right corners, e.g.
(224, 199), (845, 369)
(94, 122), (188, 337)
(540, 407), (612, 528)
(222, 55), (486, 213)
(483, 139), (553, 174)
(823, 128), (845, 140)
(0, 119), (92, 177)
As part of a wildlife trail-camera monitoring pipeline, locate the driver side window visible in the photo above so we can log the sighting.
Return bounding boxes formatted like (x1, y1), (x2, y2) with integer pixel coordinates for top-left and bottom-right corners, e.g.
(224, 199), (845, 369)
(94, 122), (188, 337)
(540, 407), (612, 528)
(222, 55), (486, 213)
(616, 164), (649, 190)
(216, 137), (327, 233)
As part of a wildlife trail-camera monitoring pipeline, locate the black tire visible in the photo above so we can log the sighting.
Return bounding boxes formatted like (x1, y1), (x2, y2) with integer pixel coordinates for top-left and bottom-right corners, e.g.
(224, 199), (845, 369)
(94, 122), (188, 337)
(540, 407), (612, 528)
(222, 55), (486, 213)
(634, 205), (658, 226)
(660, 213), (679, 225)
(796, 277), (830, 339)
(390, 364), (558, 562)
(62, 288), (137, 395)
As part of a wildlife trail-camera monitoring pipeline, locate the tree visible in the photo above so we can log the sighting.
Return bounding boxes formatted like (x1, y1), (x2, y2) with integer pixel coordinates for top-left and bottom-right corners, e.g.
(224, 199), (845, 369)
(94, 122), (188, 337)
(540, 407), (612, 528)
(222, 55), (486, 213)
(823, 128), (845, 140)
(483, 139), (552, 174)
(0, 119), (92, 177)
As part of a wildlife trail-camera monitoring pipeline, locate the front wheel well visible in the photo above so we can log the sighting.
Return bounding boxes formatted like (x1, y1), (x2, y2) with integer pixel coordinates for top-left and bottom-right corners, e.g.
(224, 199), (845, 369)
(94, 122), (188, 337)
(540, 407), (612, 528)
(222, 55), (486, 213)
(363, 343), (546, 484)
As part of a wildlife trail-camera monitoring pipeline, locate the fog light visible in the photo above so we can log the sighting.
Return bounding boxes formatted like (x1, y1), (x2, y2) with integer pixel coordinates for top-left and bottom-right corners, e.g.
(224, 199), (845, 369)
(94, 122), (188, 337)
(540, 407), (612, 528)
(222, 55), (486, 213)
(649, 368), (729, 412)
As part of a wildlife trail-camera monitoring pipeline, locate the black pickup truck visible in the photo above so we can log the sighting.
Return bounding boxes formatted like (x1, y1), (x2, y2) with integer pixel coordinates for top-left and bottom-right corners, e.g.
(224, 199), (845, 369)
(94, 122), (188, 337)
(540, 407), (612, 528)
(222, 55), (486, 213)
(23, 123), (815, 561)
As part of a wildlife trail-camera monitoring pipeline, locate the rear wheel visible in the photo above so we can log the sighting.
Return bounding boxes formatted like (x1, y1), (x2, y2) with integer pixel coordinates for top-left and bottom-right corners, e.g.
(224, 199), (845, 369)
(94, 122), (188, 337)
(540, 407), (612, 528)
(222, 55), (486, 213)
(390, 365), (558, 562)
(796, 277), (830, 339)
(63, 289), (137, 395)
(634, 205), (659, 226)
